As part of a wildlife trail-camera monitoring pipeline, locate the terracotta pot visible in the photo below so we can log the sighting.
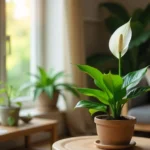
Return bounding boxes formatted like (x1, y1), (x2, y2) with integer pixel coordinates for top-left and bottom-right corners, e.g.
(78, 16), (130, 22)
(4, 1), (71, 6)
(94, 115), (136, 145)
(0, 105), (20, 126)
(36, 91), (59, 112)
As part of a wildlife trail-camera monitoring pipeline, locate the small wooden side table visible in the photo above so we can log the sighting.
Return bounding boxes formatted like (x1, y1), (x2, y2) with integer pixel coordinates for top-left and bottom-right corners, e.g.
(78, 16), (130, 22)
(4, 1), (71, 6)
(0, 118), (58, 149)
(52, 136), (150, 150)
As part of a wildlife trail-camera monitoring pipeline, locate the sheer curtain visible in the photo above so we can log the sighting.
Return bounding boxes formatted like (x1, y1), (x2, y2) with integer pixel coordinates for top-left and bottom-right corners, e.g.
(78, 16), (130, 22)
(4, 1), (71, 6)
(62, 0), (96, 136)
(42, 0), (96, 136)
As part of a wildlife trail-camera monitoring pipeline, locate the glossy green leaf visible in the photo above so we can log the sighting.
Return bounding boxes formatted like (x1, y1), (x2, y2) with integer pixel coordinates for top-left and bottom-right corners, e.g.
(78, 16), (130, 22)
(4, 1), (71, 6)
(103, 73), (123, 93)
(119, 98), (129, 105)
(122, 66), (149, 90)
(89, 109), (102, 115)
(76, 88), (109, 105)
(76, 65), (112, 99)
(76, 65), (103, 87)
(75, 100), (107, 113)
(124, 87), (150, 99)
(103, 73), (125, 102)
(94, 80), (113, 100)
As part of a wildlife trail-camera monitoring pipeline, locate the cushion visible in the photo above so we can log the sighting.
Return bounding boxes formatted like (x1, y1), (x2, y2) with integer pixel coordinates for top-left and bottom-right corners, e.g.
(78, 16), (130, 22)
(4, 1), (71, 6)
(128, 105), (150, 124)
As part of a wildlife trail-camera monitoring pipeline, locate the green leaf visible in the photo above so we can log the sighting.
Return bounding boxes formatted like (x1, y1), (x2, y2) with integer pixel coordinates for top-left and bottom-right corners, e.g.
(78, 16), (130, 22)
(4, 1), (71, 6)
(38, 67), (48, 85)
(52, 71), (65, 82)
(76, 65), (109, 93)
(59, 92), (67, 102)
(7, 117), (15, 126)
(99, 2), (129, 21)
(120, 98), (129, 105)
(139, 4), (150, 26)
(122, 66), (149, 90)
(44, 85), (54, 99)
(86, 53), (114, 66)
(27, 72), (40, 79)
(103, 73), (123, 94)
(89, 109), (102, 116)
(124, 87), (150, 99)
(132, 8), (143, 21)
(130, 21), (144, 39)
(105, 16), (125, 33)
(19, 82), (35, 91)
(129, 30), (150, 49)
(103, 73), (125, 102)
(77, 64), (103, 82)
(76, 88), (109, 105)
(33, 88), (43, 100)
(56, 83), (80, 98)
(75, 100), (107, 113)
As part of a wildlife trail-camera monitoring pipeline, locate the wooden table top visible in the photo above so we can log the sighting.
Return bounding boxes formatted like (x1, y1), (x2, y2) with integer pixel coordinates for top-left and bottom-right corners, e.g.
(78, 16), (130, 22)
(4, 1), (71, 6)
(0, 118), (58, 141)
(52, 136), (150, 150)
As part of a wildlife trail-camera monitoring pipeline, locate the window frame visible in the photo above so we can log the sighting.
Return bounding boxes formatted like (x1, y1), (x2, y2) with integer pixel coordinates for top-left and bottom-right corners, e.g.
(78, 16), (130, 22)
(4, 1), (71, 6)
(0, 0), (45, 109)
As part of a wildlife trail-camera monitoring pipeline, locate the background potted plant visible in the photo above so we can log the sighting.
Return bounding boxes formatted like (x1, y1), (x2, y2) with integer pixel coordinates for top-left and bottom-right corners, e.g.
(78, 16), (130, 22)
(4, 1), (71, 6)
(0, 85), (22, 126)
(75, 20), (150, 148)
(21, 67), (79, 112)
(87, 2), (150, 75)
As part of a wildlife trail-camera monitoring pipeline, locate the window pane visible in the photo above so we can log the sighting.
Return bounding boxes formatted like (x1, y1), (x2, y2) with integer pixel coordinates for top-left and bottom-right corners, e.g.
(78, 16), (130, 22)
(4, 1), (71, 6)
(6, 0), (31, 93)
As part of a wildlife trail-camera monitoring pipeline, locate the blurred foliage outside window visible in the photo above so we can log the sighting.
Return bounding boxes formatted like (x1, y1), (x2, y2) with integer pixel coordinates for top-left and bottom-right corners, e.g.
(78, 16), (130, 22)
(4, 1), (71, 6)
(6, 0), (31, 94)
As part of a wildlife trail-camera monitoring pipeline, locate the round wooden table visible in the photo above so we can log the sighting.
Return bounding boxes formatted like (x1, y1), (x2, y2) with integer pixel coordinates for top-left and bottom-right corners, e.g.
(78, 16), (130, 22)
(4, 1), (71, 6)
(52, 136), (150, 150)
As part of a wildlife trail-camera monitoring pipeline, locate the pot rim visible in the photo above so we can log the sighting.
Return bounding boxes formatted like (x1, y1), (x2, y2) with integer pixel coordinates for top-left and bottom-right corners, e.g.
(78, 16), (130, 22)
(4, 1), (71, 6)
(94, 115), (136, 126)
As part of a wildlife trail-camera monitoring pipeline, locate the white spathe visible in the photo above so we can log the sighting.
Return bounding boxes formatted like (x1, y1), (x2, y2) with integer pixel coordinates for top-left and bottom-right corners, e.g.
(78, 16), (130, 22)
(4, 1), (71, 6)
(109, 20), (132, 59)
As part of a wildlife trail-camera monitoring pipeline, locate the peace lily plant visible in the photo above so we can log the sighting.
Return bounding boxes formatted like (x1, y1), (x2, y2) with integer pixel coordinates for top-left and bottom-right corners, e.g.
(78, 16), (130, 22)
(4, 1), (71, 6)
(75, 20), (150, 119)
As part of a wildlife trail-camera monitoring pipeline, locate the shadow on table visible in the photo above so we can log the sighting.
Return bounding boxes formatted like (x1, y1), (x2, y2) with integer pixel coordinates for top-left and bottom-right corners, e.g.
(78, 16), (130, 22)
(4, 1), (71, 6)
(128, 146), (146, 150)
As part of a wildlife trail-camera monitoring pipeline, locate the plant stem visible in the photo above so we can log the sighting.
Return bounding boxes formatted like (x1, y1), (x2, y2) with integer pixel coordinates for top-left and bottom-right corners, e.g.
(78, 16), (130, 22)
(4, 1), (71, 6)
(119, 52), (121, 76)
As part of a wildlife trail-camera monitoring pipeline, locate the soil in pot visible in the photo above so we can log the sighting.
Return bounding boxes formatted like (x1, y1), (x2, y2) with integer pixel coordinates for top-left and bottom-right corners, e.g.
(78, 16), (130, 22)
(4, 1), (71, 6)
(94, 115), (136, 146)
(36, 91), (59, 113)
(0, 105), (20, 126)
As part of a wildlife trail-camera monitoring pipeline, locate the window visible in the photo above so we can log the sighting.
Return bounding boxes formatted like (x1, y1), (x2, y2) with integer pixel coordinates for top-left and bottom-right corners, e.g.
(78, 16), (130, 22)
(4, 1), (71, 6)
(6, 0), (31, 93)
(0, 0), (65, 109)
(0, 0), (43, 108)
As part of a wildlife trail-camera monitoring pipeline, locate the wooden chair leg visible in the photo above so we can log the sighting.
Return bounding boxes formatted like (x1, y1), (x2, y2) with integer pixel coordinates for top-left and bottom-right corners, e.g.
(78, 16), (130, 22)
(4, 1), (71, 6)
(24, 135), (31, 148)
(51, 125), (58, 143)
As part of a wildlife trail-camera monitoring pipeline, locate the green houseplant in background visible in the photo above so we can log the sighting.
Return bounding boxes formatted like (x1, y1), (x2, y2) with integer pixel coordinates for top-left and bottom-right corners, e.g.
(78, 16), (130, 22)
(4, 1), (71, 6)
(21, 67), (79, 112)
(0, 85), (22, 126)
(87, 2), (150, 75)
(75, 20), (150, 147)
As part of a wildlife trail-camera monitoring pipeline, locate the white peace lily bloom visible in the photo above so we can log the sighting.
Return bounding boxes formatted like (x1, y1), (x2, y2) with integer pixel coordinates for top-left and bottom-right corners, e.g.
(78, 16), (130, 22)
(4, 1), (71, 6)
(109, 20), (132, 59)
